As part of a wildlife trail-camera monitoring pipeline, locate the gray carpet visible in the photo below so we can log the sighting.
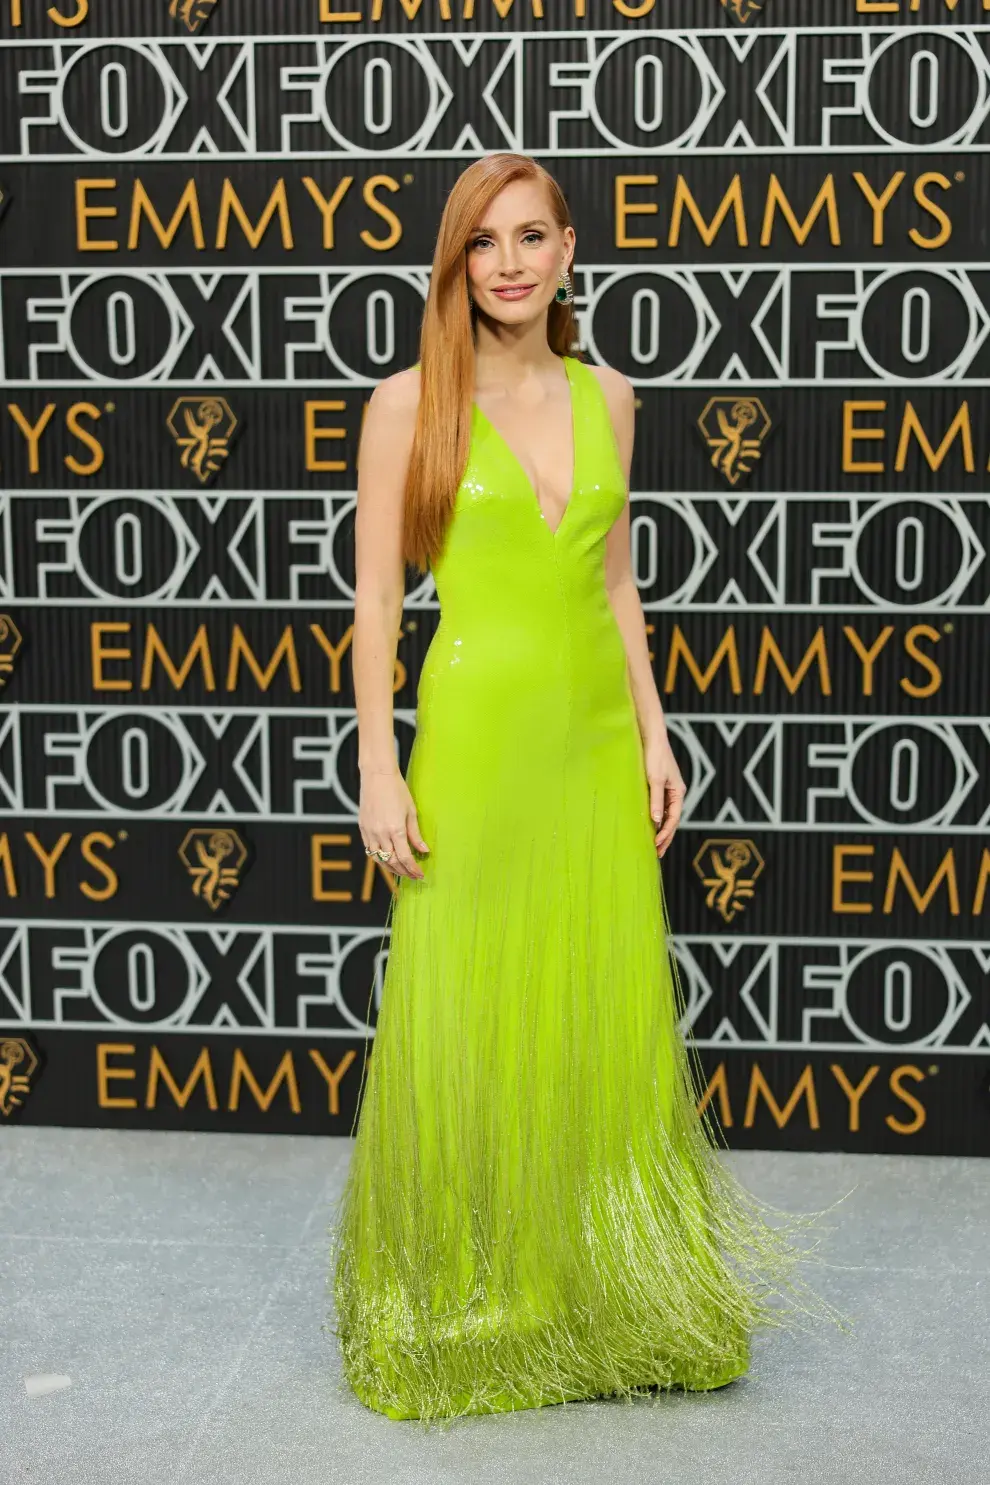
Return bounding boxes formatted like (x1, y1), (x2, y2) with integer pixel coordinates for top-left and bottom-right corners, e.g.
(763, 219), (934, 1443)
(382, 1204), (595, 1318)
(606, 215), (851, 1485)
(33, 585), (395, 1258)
(0, 1128), (986, 1485)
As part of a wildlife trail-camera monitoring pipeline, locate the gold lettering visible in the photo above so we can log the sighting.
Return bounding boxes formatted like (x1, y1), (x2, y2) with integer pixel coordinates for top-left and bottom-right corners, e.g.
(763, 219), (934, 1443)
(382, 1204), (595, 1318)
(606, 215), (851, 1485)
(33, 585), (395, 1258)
(141, 624), (216, 692)
(883, 848), (960, 916)
(842, 625), (895, 696)
(217, 179), (294, 250)
(830, 1064), (881, 1133)
(24, 832), (72, 898)
(312, 833), (353, 902)
(851, 171), (905, 246)
(97, 1043), (137, 1109)
(663, 626), (742, 695)
(308, 1048), (358, 1115)
(308, 623), (351, 692)
(48, 0), (88, 23)
(842, 400), (886, 474)
(887, 1065), (926, 1135)
(127, 179), (205, 251)
(91, 621), (133, 692)
(754, 628), (831, 696)
(361, 176), (402, 250)
(668, 175), (748, 248)
(80, 832), (118, 902)
(7, 403), (57, 475)
(832, 845), (875, 915)
(615, 175), (658, 250)
(761, 174), (839, 247)
(320, 0), (363, 18)
(0, 836), (17, 898)
(304, 401), (348, 472)
(611, 0), (655, 17)
(226, 626), (302, 692)
(901, 624), (941, 699)
(228, 1049), (301, 1113)
(973, 849), (990, 916)
(895, 401), (974, 473)
(75, 179), (118, 251)
(301, 175), (352, 250)
(146, 1046), (218, 1111)
(696, 1061), (733, 1127)
(744, 1064), (820, 1130)
(911, 172), (952, 250)
(65, 402), (104, 476)
(458, 0), (541, 22)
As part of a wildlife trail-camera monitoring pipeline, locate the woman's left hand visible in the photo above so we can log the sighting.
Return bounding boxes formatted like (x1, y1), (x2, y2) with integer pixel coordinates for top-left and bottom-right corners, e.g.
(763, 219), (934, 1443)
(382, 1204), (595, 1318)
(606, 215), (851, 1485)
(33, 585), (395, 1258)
(645, 731), (687, 859)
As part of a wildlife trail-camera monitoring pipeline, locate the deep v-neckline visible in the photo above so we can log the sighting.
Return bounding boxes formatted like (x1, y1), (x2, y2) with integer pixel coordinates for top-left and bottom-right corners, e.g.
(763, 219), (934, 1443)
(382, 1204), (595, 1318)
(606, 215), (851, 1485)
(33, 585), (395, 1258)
(472, 355), (578, 539)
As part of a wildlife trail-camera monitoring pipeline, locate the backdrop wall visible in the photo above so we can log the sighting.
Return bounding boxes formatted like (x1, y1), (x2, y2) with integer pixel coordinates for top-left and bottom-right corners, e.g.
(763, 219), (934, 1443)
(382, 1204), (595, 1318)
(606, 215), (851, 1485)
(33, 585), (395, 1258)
(0, 0), (987, 1152)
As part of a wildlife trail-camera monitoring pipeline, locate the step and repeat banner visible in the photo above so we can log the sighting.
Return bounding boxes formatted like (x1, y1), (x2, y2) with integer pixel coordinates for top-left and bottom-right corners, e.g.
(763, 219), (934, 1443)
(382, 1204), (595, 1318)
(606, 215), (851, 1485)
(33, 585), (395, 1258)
(1, 0), (989, 1153)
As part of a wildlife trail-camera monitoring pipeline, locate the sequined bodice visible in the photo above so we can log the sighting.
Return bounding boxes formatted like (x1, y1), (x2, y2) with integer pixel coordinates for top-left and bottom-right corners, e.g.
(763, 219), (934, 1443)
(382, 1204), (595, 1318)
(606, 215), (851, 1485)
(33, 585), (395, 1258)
(415, 355), (631, 747)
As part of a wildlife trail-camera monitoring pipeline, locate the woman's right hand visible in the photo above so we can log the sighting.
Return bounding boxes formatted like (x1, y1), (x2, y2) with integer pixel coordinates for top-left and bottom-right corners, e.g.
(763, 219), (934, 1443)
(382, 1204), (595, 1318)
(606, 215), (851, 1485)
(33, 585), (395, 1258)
(359, 768), (430, 880)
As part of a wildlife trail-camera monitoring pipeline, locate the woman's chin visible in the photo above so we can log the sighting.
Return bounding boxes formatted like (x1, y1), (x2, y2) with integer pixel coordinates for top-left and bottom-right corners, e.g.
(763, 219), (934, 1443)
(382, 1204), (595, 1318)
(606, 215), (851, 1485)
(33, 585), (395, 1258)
(480, 301), (547, 325)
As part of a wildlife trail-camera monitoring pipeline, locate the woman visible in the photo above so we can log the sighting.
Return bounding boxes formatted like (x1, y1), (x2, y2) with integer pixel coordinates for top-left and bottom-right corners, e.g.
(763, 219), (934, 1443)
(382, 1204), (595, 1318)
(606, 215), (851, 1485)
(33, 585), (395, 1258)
(329, 152), (847, 1424)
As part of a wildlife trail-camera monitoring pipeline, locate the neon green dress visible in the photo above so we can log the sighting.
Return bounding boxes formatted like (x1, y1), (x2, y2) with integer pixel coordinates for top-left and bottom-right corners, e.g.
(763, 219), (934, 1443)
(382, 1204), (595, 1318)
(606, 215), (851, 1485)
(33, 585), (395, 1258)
(329, 354), (843, 1423)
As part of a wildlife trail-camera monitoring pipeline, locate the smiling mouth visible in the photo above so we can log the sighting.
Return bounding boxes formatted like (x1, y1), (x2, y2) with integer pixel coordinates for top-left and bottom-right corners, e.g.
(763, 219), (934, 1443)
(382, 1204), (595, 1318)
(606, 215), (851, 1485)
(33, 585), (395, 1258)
(491, 285), (537, 299)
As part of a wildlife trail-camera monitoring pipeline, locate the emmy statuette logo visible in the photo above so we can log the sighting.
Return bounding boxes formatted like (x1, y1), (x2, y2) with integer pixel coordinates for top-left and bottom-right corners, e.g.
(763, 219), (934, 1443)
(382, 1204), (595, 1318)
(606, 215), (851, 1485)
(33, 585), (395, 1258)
(693, 839), (766, 923)
(0, 616), (23, 687)
(167, 0), (222, 32)
(180, 828), (248, 910)
(167, 397), (238, 485)
(698, 397), (773, 487)
(0, 1037), (42, 1119)
(720, 0), (766, 22)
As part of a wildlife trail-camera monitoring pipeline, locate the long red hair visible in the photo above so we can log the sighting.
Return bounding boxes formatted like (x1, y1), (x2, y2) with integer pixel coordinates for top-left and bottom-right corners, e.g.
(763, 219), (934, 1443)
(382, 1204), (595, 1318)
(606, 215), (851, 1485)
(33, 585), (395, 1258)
(402, 153), (580, 575)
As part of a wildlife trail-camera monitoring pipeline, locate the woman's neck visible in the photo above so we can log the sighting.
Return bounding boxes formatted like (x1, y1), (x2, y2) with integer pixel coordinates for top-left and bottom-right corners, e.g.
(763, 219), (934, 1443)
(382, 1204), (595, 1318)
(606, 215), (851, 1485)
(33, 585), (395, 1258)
(472, 319), (560, 387)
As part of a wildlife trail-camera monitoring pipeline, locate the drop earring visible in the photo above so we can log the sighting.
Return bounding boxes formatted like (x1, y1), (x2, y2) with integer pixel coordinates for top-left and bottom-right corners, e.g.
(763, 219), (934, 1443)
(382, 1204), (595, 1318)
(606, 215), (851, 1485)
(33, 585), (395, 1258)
(555, 268), (574, 305)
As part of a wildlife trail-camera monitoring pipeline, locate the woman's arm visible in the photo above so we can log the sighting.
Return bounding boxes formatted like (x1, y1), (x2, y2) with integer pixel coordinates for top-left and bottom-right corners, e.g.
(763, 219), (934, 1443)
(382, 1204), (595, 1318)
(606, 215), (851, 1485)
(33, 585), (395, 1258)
(352, 367), (430, 879)
(592, 365), (687, 859)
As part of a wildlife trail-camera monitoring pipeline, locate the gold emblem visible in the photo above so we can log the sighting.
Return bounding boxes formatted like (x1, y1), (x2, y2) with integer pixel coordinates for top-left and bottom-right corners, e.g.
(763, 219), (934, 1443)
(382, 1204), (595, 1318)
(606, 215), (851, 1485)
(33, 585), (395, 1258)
(698, 396), (772, 487)
(167, 397), (238, 485)
(167, 0), (221, 32)
(0, 1037), (41, 1118)
(0, 615), (23, 687)
(179, 828), (248, 910)
(721, 0), (765, 22)
(693, 838), (765, 923)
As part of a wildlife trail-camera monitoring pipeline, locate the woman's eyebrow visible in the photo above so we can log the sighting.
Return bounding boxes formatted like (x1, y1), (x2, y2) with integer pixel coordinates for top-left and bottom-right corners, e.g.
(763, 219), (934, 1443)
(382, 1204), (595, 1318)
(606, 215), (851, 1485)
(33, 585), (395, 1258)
(471, 218), (552, 233)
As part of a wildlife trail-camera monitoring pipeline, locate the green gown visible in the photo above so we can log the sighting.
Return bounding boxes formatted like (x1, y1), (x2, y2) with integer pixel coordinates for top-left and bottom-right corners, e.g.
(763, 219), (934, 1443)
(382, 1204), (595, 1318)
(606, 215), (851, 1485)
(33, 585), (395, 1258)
(329, 353), (845, 1423)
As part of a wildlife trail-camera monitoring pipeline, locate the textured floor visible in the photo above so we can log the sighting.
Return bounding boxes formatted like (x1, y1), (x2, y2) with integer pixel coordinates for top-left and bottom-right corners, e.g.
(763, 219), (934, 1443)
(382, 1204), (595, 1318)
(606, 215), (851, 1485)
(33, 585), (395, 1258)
(0, 1129), (986, 1485)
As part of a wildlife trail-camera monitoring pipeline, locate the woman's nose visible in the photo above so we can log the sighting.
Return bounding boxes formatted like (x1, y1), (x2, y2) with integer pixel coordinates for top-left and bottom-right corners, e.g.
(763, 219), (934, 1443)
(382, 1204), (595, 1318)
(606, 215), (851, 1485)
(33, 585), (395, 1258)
(492, 246), (522, 274)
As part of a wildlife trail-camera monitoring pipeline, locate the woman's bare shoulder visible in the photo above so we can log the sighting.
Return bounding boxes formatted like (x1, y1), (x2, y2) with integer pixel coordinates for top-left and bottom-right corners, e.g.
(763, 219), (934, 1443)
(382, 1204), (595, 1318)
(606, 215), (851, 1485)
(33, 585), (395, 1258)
(368, 364), (423, 417)
(584, 360), (635, 407)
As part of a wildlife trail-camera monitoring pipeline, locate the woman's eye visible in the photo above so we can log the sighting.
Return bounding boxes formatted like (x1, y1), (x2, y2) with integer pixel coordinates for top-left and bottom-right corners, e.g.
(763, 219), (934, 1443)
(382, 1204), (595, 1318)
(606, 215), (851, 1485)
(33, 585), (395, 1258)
(469, 231), (543, 250)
